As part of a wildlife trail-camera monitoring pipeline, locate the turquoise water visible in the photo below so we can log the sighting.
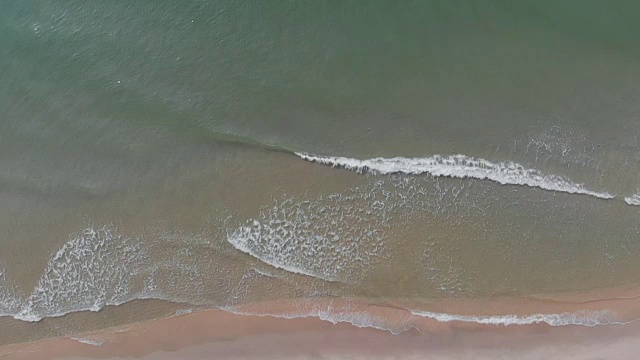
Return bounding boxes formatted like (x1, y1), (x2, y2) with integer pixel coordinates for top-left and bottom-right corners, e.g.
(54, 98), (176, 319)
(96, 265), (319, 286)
(1, 0), (640, 343)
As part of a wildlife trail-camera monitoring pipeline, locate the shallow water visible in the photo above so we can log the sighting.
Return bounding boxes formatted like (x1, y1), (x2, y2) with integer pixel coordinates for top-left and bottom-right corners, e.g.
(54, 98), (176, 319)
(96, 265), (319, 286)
(2, 0), (640, 344)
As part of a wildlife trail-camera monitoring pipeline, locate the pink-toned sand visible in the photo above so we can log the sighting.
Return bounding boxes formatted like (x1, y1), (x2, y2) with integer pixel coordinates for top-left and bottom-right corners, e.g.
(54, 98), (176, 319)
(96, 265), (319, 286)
(3, 292), (640, 360)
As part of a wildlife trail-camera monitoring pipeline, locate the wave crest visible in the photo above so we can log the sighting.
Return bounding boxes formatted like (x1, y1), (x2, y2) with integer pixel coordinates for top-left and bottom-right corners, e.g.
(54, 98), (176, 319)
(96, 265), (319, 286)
(296, 153), (615, 200)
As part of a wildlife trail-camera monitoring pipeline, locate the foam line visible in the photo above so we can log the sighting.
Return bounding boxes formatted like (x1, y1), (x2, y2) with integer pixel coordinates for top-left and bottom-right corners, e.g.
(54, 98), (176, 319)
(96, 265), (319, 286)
(69, 338), (105, 346)
(624, 194), (640, 206)
(410, 309), (629, 327)
(295, 153), (615, 200)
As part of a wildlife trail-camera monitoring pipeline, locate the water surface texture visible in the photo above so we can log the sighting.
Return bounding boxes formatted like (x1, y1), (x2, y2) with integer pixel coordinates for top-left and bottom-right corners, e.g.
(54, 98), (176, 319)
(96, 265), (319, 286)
(2, 0), (640, 343)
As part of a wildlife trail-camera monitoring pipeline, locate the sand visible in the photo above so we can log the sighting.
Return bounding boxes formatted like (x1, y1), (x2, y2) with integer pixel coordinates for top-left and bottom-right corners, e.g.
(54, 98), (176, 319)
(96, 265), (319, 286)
(3, 291), (640, 360)
(1, 308), (640, 360)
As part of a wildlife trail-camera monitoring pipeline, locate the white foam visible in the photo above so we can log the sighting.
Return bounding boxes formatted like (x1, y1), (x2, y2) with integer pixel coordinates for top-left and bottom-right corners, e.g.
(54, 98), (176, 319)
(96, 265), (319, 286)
(296, 153), (615, 200)
(9, 226), (149, 322)
(227, 185), (390, 284)
(227, 222), (331, 281)
(411, 309), (629, 327)
(221, 300), (411, 334)
(175, 308), (194, 315)
(1, 224), (219, 323)
(70, 337), (104, 346)
(220, 302), (627, 336)
(624, 193), (640, 206)
(0, 267), (20, 318)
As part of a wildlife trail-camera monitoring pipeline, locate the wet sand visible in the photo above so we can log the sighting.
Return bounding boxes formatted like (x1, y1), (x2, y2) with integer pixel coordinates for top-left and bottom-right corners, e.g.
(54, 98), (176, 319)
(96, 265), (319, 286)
(1, 309), (640, 360)
(3, 291), (640, 360)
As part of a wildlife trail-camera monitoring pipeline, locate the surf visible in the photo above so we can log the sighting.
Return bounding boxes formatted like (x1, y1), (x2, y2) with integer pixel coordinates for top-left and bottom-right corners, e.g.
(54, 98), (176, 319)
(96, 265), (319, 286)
(625, 194), (640, 206)
(410, 309), (629, 327)
(222, 298), (631, 335)
(295, 153), (616, 200)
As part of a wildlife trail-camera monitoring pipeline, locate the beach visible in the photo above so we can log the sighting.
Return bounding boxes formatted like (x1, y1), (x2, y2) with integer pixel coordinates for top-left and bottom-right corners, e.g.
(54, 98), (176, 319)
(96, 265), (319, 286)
(3, 302), (640, 360)
(4, 289), (640, 359)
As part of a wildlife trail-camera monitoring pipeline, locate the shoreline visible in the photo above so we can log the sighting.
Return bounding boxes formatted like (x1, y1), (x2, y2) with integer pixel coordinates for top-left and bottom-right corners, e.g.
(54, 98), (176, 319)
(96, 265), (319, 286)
(2, 307), (640, 360)
(3, 287), (640, 359)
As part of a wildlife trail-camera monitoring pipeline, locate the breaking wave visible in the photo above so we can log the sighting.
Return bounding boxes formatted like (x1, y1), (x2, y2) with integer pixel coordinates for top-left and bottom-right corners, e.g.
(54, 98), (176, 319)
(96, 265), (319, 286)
(295, 153), (615, 200)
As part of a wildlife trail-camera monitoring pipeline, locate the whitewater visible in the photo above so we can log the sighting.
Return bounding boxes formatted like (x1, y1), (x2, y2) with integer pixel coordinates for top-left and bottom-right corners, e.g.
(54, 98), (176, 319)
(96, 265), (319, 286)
(295, 153), (617, 200)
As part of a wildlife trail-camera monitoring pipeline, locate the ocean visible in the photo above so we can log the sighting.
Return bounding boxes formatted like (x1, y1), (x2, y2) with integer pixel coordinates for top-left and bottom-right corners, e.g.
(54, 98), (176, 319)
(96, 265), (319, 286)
(1, 0), (640, 345)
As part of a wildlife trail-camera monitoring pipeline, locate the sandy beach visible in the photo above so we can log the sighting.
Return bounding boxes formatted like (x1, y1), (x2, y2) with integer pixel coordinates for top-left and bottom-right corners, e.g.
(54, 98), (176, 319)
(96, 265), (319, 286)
(3, 291), (640, 360)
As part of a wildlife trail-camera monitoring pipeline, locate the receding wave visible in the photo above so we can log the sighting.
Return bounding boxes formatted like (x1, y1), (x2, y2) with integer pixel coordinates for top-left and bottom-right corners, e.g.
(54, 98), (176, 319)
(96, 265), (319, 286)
(69, 337), (105, 346)
(410, 309), (629, 327)
(220, 303), (411, 334)
(2, 227), (148, 322)
(222, 299), (629, 334)
(296, 153), (615, 200)
(0, 225), (207, 323)
(227, 222), (343, 282)
(225, 181), (394, 284)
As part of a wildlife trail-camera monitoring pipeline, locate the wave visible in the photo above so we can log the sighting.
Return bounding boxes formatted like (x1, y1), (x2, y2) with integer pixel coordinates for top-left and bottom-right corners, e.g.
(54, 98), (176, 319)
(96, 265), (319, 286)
(624, 194), (640, 206)
(295, 153), (615, 200)
(0, 226), (164, 322)
(226, 182), (392, 284)
(194, 130), (621, 203)
(226, 221), (336, 282)
(220, 301), (415, 334)
(410, 309), (630, 327)
(222, 299), (630, 335)
(145, 128), (632, 205)
(8, 226), (149, 322)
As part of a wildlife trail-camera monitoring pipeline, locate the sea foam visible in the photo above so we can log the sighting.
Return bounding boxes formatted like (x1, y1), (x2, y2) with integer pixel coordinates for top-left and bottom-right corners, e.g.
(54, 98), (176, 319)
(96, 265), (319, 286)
(410, 309), (628, 327)
(226, 183), (391, 284)
(624, 193), (640, 206)
(69, 337), (105, 346)
(295, 153), (615, 200)
(221, 300), (413, 334)
(221, 300), (628, 335)
(0, 267), (20, 318)
(8, 226), (149, 322)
